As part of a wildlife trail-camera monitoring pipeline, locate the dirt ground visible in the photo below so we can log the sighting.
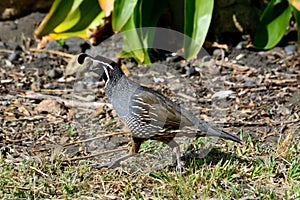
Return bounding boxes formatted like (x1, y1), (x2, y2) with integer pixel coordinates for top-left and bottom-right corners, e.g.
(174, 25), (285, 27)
(0, 12), (300, 173)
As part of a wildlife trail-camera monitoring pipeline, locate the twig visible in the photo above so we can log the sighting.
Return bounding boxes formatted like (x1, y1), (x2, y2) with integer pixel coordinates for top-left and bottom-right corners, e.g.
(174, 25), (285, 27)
(1, 185), (31, 191)
(66, 147), (128, 162)
(0, 49), (15, 53)
(63, 131), (130, 147)
(19, 92), (112, 109)
(228, 79), (299, 91)
(221, 119), (300, 127)
(29, 48), (74, 58)
(270, 119), (300, 125)
(29, 166), (49, 177)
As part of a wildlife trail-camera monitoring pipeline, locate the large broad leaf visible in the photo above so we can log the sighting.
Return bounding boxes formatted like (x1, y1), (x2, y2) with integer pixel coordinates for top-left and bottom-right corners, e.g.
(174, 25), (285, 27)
(136, 0), (169, 50)
(121, 16), (148, 63)
(112, 0), (138, 31)
(117, 0), (169, 64)
(183, 0), (214, 59)
(35, 0), (74, 38)
(65, 0), (102, 32)
(35, 0), (104, 39)
(253, 0), (291, 49)
(54, 0), (84, 33)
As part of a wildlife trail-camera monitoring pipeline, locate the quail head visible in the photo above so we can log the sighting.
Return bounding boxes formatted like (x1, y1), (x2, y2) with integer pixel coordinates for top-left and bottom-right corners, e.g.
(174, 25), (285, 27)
(76, 53), (241, 172)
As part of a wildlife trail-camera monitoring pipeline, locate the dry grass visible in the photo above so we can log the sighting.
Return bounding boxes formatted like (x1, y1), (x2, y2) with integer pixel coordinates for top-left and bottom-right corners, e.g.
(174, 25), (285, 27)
(1, 129), (299, 199)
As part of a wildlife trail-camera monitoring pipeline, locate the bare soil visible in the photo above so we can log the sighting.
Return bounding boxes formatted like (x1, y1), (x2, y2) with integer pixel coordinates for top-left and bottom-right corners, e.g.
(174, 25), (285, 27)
(0, 12), (299, 173)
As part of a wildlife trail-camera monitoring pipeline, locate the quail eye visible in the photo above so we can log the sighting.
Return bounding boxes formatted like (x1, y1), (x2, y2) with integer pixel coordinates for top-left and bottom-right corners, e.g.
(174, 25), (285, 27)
(77, 53), (89, 64)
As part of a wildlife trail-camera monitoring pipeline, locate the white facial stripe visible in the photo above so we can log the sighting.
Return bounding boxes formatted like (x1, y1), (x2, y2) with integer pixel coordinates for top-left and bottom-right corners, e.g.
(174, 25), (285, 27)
(90, 59), (114, 88)
(102, 66), (110, 88)
(92, 59), (114, 70)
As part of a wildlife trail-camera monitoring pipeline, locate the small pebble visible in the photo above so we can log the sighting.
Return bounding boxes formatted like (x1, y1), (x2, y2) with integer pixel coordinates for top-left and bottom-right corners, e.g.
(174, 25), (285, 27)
(202, 55), (211, 62)
(43, 83), (58, 89)
(47, 69), (61, 79)
(211, 90), (234, 99)
(73, 82), (85, 91)
(244, 80), (255, 87)
(0, 41), (6, 48)
(5, 60), (12, 66)
(284, 44), (297, 54)
(186, 67), (196, 76)
(64, 37), (90, 54)
(153, 77), (164, 83)
(235, 41), (248, 49)
(212, 49), (225, 59)
(8, 53), (20, 61)
(250, 94), (257, 100)
(45, 40), (64, 51)
(235, 54), (245, 60)
(37, 52), (48, 59)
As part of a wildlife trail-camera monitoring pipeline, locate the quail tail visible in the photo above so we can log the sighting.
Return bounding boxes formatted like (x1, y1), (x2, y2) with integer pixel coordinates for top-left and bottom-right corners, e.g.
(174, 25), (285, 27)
(206, 126), (241, 143)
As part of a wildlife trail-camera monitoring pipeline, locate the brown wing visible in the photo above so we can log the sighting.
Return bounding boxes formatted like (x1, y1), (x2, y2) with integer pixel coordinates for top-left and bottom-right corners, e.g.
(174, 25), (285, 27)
(128, 89), (194, 137)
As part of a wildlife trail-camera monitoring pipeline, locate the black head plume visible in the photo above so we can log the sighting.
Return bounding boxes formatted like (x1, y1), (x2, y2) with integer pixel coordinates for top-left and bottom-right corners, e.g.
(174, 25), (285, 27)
(77, 53), (89, 64)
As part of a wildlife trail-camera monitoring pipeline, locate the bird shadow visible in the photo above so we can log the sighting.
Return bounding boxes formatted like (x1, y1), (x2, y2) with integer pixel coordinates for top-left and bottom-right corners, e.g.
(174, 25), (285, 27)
(165, 146), (248, 172)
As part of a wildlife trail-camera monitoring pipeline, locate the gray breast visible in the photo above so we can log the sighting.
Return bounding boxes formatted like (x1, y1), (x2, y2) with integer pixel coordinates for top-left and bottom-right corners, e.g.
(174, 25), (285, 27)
(108, 76), (140, 117)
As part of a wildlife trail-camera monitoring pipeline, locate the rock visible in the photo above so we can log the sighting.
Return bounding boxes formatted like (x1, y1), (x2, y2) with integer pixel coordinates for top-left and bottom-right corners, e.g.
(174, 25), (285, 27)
(244, 80), (255, 87)
(0, 0), (53, 20)
(235, 41), (248, 49)
(47, 69), (61, 79)
(8, 53), (20, 61)
(212, 49), (225, 59)
(0, 41), (6, 48)
(35, 99), (64, 115)
(64, 37), (90, 54)
(45, 40), (64, 51)
(212, 90), (235, 99)
(0, 13), (45, 46)
(284, 44), (298, 54)
(186, 67), (197, 76)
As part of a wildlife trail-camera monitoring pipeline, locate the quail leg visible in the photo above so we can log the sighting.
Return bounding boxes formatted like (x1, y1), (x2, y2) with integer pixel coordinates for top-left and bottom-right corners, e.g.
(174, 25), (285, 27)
(167, 139), (185, 174)
(94, 138), (142, 169)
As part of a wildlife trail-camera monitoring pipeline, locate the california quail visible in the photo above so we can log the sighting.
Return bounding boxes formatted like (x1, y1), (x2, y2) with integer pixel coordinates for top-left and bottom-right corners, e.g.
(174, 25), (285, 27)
(77, 53), (241, 172)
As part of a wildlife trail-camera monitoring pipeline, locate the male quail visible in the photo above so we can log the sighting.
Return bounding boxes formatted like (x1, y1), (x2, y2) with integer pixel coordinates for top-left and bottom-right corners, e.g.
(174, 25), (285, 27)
(76, 53), (241, 172)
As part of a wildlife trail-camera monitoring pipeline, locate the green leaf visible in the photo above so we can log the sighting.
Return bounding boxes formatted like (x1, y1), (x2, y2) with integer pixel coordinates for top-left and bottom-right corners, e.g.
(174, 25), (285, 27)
(137, 0), (169, 49)
(253, 0), (291, 49)
(35, 0), (104, 40)
(292, 5), (300, 51)
(54, 0), (84, 32)
(183, 0), (214, 59)
(121, 17), (148, 63)
(64, 0), (102, 32)
(35, 0), (74, 38)
(112, 0), (138, 31)
(118, 0), (167, 64)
